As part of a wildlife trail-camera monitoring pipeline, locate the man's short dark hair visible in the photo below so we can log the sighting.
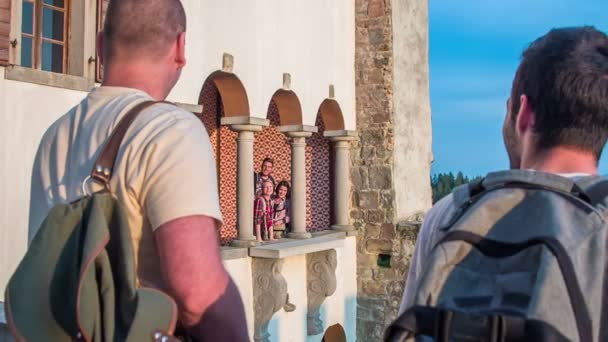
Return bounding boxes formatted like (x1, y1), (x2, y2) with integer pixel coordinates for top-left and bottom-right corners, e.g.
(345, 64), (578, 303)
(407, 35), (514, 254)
(262, 157), (274, 166)
(103, 0), (186, 60)
(510, 26), (608, 160)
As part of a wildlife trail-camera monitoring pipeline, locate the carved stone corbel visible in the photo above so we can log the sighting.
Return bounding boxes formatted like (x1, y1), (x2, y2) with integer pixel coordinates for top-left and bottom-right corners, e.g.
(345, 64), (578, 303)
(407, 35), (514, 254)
(252, 258), (296, 342)
(306, 249), (338, 335)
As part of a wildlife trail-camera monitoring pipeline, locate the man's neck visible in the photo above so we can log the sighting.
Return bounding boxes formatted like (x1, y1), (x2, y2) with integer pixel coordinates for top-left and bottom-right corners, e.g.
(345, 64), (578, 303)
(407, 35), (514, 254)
(101, 62), (168, 101)
(262, 195), (271, 201)
(522, 146), (598, 175)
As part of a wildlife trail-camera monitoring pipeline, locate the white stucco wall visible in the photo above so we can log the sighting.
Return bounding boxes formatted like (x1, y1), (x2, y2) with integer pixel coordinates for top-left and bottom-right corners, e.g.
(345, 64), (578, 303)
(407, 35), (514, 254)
(0, 69), (87, 293)
(171, 0), (357, 129)
(392, 0), (433, 219)
(268, 237), (356, 342)
(306, 236), (357, 342)
(0, 0), (357, 303)
(223, 257), (255, 341)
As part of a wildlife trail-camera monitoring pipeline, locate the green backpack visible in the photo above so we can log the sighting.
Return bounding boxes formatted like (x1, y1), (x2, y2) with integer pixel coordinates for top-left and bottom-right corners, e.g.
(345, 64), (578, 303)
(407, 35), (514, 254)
(4, 101), (179, 342)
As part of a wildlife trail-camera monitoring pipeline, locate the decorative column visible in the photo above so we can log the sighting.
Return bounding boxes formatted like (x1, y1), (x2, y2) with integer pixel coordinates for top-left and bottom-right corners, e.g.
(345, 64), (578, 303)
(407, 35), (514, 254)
(222, 117), (269, 247)
(279, 125), (318, 239)
(324, 130), (357, 234)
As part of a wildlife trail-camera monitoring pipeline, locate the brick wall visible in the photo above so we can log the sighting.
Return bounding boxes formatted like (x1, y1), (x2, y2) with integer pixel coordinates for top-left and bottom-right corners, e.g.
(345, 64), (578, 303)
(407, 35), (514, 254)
(353, 0), (424, 340)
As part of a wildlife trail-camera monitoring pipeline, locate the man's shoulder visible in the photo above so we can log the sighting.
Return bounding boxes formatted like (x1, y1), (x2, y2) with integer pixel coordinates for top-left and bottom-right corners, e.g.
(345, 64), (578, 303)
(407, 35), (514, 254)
(136, 102), (200, 129)
(123, 101), (207, 148)
(422, 194), (459, 233)
(36, 102), (82, 151)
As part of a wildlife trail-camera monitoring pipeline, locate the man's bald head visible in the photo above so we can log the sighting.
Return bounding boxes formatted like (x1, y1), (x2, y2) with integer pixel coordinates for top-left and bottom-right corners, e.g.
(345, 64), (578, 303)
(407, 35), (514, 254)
(103, 0), (186, 61)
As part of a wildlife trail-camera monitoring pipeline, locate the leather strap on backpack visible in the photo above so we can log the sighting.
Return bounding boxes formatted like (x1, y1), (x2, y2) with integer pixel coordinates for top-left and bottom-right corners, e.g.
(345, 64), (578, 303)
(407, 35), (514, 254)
(87, 100), (170, 191)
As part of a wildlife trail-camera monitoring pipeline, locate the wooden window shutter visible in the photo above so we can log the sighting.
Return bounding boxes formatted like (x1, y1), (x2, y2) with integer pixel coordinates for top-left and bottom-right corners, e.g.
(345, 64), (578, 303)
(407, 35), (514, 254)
(95, 0), (108, 81)
(0, 0), (10, 65)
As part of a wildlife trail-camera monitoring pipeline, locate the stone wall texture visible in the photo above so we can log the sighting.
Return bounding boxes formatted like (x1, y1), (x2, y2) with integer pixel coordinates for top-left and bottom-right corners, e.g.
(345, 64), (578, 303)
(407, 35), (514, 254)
(353, 0), (431, 341)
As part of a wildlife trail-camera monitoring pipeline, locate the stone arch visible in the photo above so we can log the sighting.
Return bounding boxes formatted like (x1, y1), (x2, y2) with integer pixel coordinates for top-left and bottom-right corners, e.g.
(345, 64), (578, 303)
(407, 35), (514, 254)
(198, 71), (250, 244)
(270, 89), (304, 125)
(202, 70), (250, 117)
(318, 98), (346, 131)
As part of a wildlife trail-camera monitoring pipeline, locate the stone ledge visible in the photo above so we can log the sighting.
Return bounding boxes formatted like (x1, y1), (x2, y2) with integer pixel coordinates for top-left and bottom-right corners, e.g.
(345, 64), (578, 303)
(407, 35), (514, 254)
(220, 116), (269, 127)
(277, 124), (318, 133)
(323, 130), (358, 138)
(174, 102), (203, 114)
(221, 246), (249, 260)
(4, 65), (94, 92)
(249, 231), (346, 259)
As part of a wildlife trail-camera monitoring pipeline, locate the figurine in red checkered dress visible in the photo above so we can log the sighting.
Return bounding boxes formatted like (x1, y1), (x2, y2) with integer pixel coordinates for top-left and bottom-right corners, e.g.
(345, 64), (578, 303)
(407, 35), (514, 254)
(254, 179), (276, 242)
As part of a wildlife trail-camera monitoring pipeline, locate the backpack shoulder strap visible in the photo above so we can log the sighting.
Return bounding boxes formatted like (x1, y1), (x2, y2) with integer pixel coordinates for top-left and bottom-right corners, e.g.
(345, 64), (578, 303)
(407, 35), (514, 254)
(442, 170), (594, 231)
(452, 177), (485, 208)
(467, 170), (591, 203)
(483, 170), (582, 193)
(574, 176), (608, 207)
(88, 100), (170, 189)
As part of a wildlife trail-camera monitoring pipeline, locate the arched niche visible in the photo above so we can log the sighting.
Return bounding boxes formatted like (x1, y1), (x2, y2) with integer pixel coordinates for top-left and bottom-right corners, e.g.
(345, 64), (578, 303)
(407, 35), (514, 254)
(270, 89), (304, 125)
(253, 88), (305, 205)
(253, 101), (292, 195)
(198, 71), (251, 244)
(318, 98), (346, 131)
(302, 99), (342, 232)
(201, 70), (250, 117)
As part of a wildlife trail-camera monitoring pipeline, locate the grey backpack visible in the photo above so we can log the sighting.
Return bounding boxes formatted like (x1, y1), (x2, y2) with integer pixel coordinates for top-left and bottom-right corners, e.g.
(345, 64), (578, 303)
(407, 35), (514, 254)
(385, 170), (608, 342)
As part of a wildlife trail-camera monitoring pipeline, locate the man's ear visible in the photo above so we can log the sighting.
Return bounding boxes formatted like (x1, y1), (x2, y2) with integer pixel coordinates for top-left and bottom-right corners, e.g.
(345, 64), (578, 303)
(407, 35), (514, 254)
(96, 32), (105, 65)
(516, 94), (535, 136)
(175, 32), (187, 69)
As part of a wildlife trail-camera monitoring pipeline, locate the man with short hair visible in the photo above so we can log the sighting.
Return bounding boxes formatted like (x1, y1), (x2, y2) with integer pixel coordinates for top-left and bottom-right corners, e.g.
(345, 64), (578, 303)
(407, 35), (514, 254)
(400, 26), (608, 314)
(254, 157), (276, 197)
(28, 0), (248, 340)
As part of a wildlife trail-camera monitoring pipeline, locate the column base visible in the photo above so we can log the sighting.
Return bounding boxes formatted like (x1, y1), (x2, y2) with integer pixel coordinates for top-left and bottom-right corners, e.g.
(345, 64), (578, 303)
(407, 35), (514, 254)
(331, 224), (357, 235)
(287, 231), (312, 239)
(231, 239), (261, 247)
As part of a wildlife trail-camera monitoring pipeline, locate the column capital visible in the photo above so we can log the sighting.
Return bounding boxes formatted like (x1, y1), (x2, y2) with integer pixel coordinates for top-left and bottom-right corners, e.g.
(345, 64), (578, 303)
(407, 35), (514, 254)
(287, 131), (314, 139)
(278, 124), (318, 138)
(221, 116), (269, 132)
(323, 130), (358, 142)
(230, 124), (264, 133)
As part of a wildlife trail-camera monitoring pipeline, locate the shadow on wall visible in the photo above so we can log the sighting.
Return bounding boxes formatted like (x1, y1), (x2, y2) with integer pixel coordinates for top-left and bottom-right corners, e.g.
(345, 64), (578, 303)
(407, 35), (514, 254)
(344, 296), (357, 342)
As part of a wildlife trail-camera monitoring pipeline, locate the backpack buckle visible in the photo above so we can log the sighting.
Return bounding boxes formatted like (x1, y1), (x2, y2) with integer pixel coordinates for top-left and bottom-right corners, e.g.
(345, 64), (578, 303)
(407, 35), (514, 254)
(81, 175), (109, 196)
(435, 309), (504, 342)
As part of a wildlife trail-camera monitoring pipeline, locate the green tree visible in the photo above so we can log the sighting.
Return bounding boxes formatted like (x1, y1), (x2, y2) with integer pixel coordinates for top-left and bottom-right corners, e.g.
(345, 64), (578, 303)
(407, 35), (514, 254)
(430, 172), (482, 203)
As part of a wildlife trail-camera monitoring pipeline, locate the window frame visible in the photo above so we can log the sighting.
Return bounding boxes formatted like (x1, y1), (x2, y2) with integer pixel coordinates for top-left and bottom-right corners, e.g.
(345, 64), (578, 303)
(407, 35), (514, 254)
(21, 0), (70, 73)
(6, 0), (98, 90)
(95, 0), (106, 82)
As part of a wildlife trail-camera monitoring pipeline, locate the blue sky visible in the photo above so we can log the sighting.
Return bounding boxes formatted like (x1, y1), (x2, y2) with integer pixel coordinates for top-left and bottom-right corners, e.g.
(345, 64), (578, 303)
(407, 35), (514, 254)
(428, 0), (608, 176)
